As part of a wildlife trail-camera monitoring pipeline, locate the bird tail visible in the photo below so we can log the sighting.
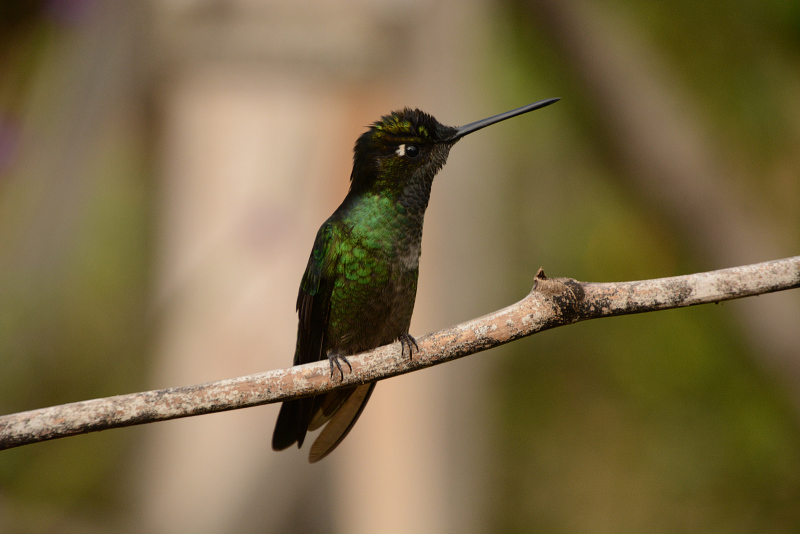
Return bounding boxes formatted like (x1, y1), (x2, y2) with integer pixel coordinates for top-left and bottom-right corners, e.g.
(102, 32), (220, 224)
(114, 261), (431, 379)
(308, 382), (375, 463)
(271, 397), (313, 451)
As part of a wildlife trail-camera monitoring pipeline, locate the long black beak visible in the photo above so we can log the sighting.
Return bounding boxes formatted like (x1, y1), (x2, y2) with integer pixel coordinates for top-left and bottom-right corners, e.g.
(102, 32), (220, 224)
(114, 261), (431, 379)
(446, 97), (560, 142)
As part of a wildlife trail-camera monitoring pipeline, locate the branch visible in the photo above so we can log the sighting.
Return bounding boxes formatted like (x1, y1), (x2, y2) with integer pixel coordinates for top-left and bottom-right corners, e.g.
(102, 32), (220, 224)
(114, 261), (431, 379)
(1, 256), (798, 450)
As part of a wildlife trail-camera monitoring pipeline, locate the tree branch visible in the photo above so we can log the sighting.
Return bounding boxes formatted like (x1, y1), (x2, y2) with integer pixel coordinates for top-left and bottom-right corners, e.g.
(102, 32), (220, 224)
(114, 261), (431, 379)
(1, 256), (798, 450)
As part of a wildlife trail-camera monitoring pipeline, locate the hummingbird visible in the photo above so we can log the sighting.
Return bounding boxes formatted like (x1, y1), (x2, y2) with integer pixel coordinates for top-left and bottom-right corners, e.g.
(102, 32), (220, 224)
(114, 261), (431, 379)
(271, 98), (560, 462)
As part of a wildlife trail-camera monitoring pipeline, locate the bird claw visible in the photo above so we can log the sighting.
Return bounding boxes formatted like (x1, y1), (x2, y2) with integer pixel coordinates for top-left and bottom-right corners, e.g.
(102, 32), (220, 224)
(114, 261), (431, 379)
(327, 351), (351, 380)
(398, 333), (418, 360)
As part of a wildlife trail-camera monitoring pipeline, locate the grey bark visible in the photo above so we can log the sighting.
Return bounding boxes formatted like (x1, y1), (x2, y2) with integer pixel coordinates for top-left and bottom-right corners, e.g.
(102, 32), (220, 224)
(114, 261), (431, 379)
(1, 256), (797, 451)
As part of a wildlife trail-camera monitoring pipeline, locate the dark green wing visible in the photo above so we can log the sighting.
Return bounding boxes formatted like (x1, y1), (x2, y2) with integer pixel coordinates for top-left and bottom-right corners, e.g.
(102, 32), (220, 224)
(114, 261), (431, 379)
(272, 223), (338, 451)
(272, 221), (379, 462)
(295, 223), (337, 366)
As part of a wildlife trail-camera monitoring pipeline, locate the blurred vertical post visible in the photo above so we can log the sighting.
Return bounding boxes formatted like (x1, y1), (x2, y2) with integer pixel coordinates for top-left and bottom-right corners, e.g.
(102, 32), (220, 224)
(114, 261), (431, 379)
(137, 0), (496, 532)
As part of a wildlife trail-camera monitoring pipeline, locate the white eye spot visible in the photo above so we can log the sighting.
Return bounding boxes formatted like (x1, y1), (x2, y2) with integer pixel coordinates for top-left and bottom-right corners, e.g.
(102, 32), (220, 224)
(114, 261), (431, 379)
(396, 144), (406, 157)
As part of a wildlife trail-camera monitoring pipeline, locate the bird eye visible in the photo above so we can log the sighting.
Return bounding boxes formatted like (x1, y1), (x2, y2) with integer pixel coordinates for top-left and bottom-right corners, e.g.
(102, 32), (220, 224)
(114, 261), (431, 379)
(405, 145), (420, 158)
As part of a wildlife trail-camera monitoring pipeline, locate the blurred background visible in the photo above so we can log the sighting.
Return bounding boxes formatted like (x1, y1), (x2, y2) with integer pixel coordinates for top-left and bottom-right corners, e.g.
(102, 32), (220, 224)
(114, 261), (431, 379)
(1, 0), (799, 532)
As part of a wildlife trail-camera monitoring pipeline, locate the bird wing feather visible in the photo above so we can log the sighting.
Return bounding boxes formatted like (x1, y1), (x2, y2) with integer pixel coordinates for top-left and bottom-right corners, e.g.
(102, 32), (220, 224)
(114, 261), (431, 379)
(272, 222), (338, 451)
(274, 221), (379, 461)
(295, 222), (337, 366)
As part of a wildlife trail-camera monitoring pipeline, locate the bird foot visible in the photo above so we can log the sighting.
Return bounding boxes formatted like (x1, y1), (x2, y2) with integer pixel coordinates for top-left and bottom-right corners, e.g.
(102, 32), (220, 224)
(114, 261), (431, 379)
(398, 333), (419, 360)
(327, 350), (352, 380)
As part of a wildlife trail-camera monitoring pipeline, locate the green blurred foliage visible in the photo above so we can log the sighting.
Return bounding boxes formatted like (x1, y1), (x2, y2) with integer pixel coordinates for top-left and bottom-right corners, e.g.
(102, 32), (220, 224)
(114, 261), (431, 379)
(0, 3), (152, 530)
(485, 1), (800, 532)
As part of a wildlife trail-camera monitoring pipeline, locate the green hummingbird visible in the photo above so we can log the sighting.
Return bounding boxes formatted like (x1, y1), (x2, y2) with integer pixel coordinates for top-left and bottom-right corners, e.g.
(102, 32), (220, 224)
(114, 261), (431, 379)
(271, 98), (560, 463)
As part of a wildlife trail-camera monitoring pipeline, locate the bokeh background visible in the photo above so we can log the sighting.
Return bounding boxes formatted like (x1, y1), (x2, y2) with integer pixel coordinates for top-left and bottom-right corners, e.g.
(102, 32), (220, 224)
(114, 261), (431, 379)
(1, 0), (799, 532)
